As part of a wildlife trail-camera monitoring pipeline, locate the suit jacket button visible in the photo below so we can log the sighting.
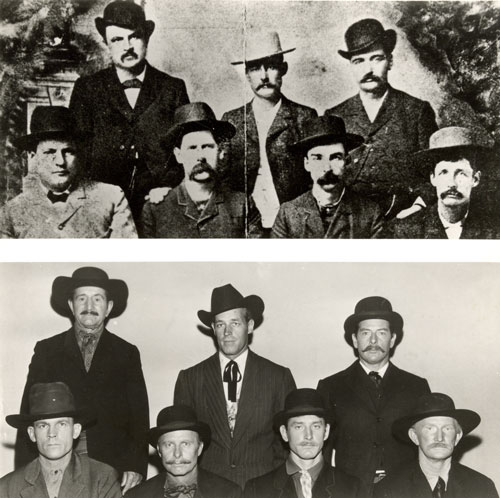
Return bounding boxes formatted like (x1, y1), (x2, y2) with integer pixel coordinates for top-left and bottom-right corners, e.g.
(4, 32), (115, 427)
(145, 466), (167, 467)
(230, 464), (236, 468)
(373, 442), (379, 448)
(376, 417), (382, 422)
(354, 158), (359, 164)
(119, 145), (125, 150)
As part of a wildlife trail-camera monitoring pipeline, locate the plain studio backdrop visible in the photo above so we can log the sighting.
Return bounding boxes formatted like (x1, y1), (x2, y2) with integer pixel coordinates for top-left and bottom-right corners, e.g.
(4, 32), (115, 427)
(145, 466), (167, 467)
(0, 262), (499, 486)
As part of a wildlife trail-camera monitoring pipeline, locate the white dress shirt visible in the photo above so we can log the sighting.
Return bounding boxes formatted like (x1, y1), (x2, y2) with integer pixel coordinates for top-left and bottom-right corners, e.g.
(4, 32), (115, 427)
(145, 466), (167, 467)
(116, 66), (146, 109)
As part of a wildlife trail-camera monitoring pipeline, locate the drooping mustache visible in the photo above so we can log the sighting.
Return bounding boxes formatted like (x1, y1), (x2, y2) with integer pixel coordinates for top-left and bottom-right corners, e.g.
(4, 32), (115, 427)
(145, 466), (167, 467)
(189, 162), (216, 182)
(317, 170), (340, 185)
(363, 345), (385, 353)
(121, 49), (138, 62)
(257, 82), (277, 91)
(441, 189), (464, 200)
(80, 310), (98, 316)
(361, 73), (382, 84)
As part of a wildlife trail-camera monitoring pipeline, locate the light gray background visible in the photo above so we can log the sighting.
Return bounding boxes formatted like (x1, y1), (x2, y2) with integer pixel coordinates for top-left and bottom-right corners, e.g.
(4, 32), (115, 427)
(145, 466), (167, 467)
(0, 262), (499, 486)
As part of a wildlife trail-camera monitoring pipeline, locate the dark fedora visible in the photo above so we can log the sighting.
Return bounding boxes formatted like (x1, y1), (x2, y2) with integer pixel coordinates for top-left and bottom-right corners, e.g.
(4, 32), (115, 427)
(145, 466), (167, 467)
(14, 106), (87, 151)
(290, 115), (364, 156)
(393, 393), (481, 444)
(344, 296), (403, 346)
(164, 103), (235, 150)
(338, 18), (397, 59)
(51, 266), (129, 318)
(148, 405), (211, 447)
(95, 1), (155, 39)
(197, 283), (264, 327)
(274, 388), (331, 429)
(6, 382), (94, 429)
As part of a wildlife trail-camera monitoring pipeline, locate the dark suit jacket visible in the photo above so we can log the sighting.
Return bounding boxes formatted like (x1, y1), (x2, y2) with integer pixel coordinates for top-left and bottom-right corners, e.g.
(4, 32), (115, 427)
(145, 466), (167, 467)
(222, 96), (317, 204)
(140, 183), (262, 238)
(317, 362), (430, 497)
(243, 462), (360, 498)
(0, 453), (122, 498)
(69, 63), (189, 217)
(127, 468), (242, 498)
(174, 350), (296, 488)
(326, 87), (437, 215)
(15, 328), (149, 477)
(374, 460), (499, 498)
(393, 203), (500, 239)
(271, 189), (385, 238)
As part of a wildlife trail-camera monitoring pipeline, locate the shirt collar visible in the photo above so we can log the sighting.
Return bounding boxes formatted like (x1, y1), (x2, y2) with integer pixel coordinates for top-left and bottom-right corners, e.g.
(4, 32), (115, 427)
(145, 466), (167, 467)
(286, 453), (324, 480)
(419, 454), (451, 489)
(219, 348), (249, 373)
(252, 98), (282, 120)
(359, 89), (388, 108)
(359, 361), (390, 378)
(115, 65), (146, 84)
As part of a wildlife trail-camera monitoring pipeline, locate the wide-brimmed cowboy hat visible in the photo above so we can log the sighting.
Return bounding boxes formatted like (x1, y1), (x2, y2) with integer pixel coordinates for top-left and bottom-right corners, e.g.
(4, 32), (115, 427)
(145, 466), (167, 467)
(231, 30), (295, 65)
(51, 266), (128, 318)
(338, 18), (396, 59)
(290, 115), (364, 156)
(14, 106), (89, 151)
(95, 0), (155, 39)
(393, 392), (481, 444)
(163, 103), (235, 150)
(274, 388), (332, 430)
(197, 284), (264, 327)
(344, 296), (403, 346)
(148, 405), (211, 447)
(6, 382), (94, 429)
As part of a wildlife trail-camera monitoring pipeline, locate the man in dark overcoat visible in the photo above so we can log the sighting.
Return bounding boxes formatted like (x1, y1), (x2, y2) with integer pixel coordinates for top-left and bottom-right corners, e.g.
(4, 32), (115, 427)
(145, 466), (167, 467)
(174, 284), (296, 488)
(69, 0), (189, 219)
(325, 19), (438, 218)
(222, 31), (317, 231)
(14, 266), (149, 494)
(317, 296), (431, 498)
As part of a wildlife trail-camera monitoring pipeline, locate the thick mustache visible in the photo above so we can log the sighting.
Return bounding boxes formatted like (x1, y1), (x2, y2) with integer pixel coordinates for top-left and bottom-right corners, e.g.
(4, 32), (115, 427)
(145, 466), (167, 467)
(257, 82), (276, 90)
(317, 171), (340, 185)
(361, 73), (381, 83)
(166, 460), (192, 465)
(363, 345), (385, 352)
(80, 310), (98, 316)
(441, 189), (463, 199)
(189, 162), (215, 180)
(121, 49), (138, 61)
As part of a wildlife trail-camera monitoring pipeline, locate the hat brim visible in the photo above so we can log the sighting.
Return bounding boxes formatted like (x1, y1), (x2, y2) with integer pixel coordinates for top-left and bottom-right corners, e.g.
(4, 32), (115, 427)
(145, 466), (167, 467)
(231, 48), (296, 65)
(148, 420), (211, 447)
(344, 310), (403, 346)
(6, 407), (96, 430)
(13, 130), (91, 151)
(51, 276), (129, 318)
(273, 406), (332, 431)
(198, 294), (265, 327)
(338, 30), (396, 59)
(393, 408), (481, 444)
(164, 120), (236, 151)
(95, 18), (155, 39)
(290, 132), (364, 156)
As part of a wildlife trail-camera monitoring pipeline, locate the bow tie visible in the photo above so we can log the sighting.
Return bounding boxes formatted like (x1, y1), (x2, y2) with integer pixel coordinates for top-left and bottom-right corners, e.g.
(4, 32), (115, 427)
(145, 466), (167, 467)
(164, 483), (197, 498)
(320, 204), (336, 216)
(122, 78), (142, 89)
(47, 191), (69, 203)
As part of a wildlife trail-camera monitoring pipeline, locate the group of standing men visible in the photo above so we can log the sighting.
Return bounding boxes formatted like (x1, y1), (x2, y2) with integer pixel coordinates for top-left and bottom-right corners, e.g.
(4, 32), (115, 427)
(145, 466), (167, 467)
(0, 0), (496, 238)
(1, 265), (498, 498)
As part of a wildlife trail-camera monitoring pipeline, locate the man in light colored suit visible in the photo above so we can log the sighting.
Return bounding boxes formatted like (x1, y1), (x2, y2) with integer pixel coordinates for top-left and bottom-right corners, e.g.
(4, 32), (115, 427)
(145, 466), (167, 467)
(174, 284), (296, 488)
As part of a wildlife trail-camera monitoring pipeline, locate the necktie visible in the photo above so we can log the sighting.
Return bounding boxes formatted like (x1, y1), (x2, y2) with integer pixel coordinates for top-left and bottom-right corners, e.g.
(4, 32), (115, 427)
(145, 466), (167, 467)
(320, 204), (336, 216)
(223, 360), (241, 402)
(47, 191), (69, 203)
(81, 333), (98, 372)
(164, 483), (197, 498)
(122, 78), (142, 89)
(368, 371), (382, 388)
(299, 470), (312, 498)
(433, 477), (446, 498)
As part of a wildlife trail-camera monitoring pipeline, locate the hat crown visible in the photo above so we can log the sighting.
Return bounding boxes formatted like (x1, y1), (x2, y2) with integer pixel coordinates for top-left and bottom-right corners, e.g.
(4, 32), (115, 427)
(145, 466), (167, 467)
(302, 115), (348, 145)
(428, 127), (475, 151)
(284, 388), (326, 413)
(210, 284), (245, 314)
(156, 405), (199, 428)
(102, 0), (146, 28)
(345, 18), (386, 51)
(173, 103), (217, 129)
(244, 30), (284, 62)
(29, 382), (76, 418)
(71, 266), (110, 283)
(415, 393), (456, 415)
(29, 106), (77, 139)
(354, 296), (393, 315)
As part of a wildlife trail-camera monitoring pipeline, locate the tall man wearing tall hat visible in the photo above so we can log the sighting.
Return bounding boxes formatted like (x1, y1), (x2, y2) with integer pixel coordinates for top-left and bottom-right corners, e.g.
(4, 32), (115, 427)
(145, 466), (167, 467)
(394, 127), (499, 239)
(271, 115), (385, 238)
(127, 405), (242, 498)
(140, 103), (262, 238)
(174, 284), (296, 488)
(0, 106), (137, 238)
(244, 388), (360, 498)
(222, 31), (317, 231)
(317, 296), (431, 498)
(69, 0), (189, 219)
(1, 382), (122, 498)
(326, 19), (438, 218)
(15, 266), (149, 494)
(375, 393), (499, 498)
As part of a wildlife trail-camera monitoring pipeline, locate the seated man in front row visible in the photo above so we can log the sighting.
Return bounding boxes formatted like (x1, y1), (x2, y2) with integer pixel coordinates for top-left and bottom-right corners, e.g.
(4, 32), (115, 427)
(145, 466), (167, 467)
(244, 388), (360, 498)
(394, 127), (498, 239)
(0, 106), (137, 238)
(375, 392), (499, 498)
(140, 102), (262, 238)
(0, 382), (121, 498)
(128, 405), (241, 498)
(271, 115), (385, 238)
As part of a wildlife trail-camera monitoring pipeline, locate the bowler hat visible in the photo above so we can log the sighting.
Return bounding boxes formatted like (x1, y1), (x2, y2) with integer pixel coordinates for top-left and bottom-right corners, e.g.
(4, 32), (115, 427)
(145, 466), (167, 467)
(6, 382), (94, 429)
(197, 283), (264, 327)
(164, 103), (235, 150)
(338, 19), (396, 59)
(14, 106), (87, 151)
(274, 388), (331, 429)
(95, 1), (155, 39)
(148, 405), (211, 447)
(231, 30), (295, 65)
(51, 266), (129, 318)
(344, 296), (403, 347)
(393, 392), (481, 444)
(290, 115), (364, 156)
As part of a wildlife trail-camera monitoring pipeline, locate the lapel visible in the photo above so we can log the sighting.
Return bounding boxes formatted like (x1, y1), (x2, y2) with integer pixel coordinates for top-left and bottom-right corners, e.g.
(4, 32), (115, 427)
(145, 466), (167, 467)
(410, 462), (434, 498)
(267, 96), (295, 141)
(461, 207), (491, 239)
(343, 362), (377, 414)
(299, 192), (325, 238)
(104, 67), (135, 123)
(20, 460), (48, 498)
(198, 190), (224, 225)
(86, 329), (114, 378)
(423, 208), (449, 239)
(63, 328), (87, 374)
(369, 87), (398, 135)
(324, 195), (353, 239)
(177, 184), (201, 223)
(244, 102), (259, 144)
(378, 363), (406, 411)
(446, 462), (466, 498)
(133, 63), (161, 117)
(272, 464), (297, 498)
(312, 466), (336, 498)
(57, 454), (85, 498)
(342, 95), (372, 136)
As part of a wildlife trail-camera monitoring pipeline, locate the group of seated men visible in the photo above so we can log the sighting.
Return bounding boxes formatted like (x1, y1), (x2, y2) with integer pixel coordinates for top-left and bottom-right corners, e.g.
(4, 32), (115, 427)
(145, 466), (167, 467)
(0, 0), (497, 239)
(1, 265), (498, 497)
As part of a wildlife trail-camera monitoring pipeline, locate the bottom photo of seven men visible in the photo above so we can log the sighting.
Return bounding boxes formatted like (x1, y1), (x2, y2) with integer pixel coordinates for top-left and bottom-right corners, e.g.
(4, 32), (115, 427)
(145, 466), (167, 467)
(0, 262), (498, 498)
